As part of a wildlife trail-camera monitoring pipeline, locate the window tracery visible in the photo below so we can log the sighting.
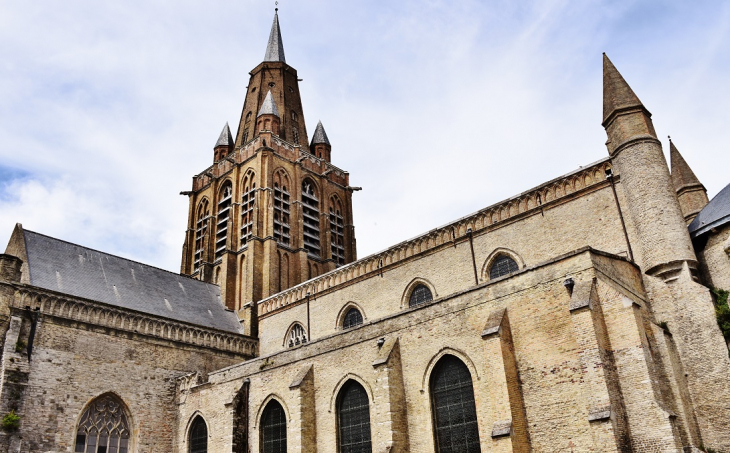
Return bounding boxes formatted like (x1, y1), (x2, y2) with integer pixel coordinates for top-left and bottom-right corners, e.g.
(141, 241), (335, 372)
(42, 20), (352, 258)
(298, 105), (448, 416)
(409, 284), (433, 307)
(287, 323), (307, 348)
(74, 394), (131, 453)
(343, 308), (363, 329)
(489, 255), (519, 279)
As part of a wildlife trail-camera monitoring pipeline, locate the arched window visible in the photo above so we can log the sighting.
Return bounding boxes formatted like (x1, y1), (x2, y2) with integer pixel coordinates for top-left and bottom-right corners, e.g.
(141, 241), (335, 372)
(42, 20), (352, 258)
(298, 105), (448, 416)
(430, 355), (481, 453)
(240, 172), (256, 247)
(193, 199), (210, 273)
(301, 180), (320, 257)
(273, 171), (291, 246)
(189, 416), (208, 453)
(74, 394), (131, 453)
(489, 255), (519, 280)
(343, 308), (363, 329)
(215, 182), (233, 261)
(409, 284), (433, 307)
(245, 111), (252, 123)
(337, 381), (372, 453)
(286, 323), (307, 348)
(260, 400), (287, 453)
(329, 197), (345, 266)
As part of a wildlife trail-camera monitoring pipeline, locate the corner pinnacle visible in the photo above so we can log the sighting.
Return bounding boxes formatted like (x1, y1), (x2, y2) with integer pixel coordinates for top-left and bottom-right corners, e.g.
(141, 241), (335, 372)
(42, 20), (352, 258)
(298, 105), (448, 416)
(669, 138), (702, 189)
(215, 123), (234, 148)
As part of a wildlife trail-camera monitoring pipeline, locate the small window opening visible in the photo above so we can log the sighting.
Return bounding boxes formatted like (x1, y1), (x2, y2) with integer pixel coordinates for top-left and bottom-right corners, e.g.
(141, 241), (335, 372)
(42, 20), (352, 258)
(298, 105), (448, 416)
(343, 308), (363, 329)
(287, 324), (307, 348)
(489, 255), (519, 280)
(409, 284), (433, 307)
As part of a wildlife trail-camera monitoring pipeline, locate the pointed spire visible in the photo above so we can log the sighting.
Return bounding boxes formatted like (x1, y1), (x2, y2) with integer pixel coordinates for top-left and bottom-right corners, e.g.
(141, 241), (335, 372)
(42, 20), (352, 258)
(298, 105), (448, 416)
(264, 9), (286, 63)
(310, 121), (331, 146)
(602, 53), (646, 124)
(670, 138), (702, 189)
(258, 90), (280, 117)
(215, 122), (234, 148)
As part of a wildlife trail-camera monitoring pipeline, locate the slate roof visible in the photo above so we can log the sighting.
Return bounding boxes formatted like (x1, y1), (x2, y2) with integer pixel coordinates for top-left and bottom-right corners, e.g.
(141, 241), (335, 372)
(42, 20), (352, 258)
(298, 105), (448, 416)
(258, 90), (280, 118)
(689, 182), (730, 238)
(20, 229), (243, 334)
(264, 10), (286, 63)
(311, 121), (330, 146)
(215, 122), (234, 148)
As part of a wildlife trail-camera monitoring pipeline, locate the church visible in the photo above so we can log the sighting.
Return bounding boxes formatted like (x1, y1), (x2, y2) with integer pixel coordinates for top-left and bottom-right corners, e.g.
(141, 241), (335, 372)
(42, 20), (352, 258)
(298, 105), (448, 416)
(0, 9), (729, 453)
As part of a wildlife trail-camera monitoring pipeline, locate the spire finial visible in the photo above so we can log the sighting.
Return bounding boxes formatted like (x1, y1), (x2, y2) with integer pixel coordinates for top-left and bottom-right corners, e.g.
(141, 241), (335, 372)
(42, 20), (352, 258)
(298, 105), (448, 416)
(264, 7), (286, 63)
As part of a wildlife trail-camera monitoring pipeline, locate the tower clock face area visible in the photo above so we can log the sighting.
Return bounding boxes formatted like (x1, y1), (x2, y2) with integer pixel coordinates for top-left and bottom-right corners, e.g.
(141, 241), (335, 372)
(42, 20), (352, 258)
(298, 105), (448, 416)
(180, 11), (356, 312)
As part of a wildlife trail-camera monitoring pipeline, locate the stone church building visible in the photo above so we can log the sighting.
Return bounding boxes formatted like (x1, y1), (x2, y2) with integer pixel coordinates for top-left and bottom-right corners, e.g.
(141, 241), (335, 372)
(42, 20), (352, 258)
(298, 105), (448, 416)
(1, 10), (730, 453)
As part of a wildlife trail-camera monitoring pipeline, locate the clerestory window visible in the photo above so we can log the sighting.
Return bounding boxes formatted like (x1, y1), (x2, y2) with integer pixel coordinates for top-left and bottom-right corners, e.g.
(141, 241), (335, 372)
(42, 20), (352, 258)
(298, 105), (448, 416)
(489, 255), (519, 280)
(343, 307), (363, 329)
(409, 284), (433, 307)
(301, 180), (321, 257)
(287, 323), (307, 348)
(215, 182), (233, 261)
(74, 394), (131, 453)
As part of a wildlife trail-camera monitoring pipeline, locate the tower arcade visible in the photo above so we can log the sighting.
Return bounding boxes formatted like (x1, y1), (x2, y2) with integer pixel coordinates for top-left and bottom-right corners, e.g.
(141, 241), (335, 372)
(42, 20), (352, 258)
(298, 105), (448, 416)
(180, 11), (357, 335)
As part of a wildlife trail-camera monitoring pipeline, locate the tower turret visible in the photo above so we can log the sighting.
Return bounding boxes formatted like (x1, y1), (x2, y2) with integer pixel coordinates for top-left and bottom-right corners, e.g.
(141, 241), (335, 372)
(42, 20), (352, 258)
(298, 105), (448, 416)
(602, 54), (695, 275)
(213, 123), (234, 162)
(310, 121), (332, 161)
(256, 90), (281, 136)
(669, 138), (709, 224)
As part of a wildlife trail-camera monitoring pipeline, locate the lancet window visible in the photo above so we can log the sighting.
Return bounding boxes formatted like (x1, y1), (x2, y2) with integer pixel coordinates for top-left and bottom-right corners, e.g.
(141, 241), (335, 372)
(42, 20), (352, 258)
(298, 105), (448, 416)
(260, 400), (287, 453)
(489, 255), (519, 280)
(329, 197), (346, 266)
(74, 394), (131, 453)
(273, 171), (291, 246)
(301, 180), (321, 257)
(193, 199), (210, 273)
(430, 355), (481, 453)
(287, 323), (307, 348)
(215, 182), (232, 260)
(189, 416), (208, 453)
(409, 284), (433, 307)
(240, 173), (256, 247)
(337, 381), (372, 453)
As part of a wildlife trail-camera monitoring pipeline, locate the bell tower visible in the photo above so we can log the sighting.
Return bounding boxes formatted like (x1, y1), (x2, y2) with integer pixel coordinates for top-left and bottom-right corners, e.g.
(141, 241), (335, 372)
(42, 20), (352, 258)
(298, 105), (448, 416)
(180, 10), (358, 335)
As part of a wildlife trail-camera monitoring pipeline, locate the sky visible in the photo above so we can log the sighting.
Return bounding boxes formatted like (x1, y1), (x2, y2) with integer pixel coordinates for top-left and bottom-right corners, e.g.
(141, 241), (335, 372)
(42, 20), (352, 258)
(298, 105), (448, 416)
(0, 0), (728, 272)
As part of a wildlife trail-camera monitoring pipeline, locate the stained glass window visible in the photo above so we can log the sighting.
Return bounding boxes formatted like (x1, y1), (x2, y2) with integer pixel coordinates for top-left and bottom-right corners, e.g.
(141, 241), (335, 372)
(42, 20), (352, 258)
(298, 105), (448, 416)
(261, 400), (287, 453)
(430, 355), (481, 453)
(189, 416), (207, 453)
(343, 308), (363, 329)
(74, 394), (131, 453)
(489, 255), (519, 279)
(409, 284), (433, 307)
(337, 381), (372, 453)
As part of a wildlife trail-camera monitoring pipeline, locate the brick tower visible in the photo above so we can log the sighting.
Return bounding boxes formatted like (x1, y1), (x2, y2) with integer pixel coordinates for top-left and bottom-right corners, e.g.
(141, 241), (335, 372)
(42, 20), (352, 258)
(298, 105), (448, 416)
(180, 10), (357, 335)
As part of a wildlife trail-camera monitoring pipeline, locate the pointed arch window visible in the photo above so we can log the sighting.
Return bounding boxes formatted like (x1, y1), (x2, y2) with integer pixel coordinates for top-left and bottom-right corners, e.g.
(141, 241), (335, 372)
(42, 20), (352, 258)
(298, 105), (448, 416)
(189, 416), (208, 453)
(240, 173), (256, 247)
(430, 355), (481, 453)
(301, 180), (321, 257)
(74, 394), (131, 453)
(260, 400), (287, 453)
(489, 255), (519, 280)
(409, 284), (433, 307)
(194, 200), (210, 273)
(273, 171), (291, 246)
(215, 182), (233, 260)
(337, 381), (372, 453)
(286, 323), (307, 348)
(343, 308), (363, 329)
(330, 198), (346, 266)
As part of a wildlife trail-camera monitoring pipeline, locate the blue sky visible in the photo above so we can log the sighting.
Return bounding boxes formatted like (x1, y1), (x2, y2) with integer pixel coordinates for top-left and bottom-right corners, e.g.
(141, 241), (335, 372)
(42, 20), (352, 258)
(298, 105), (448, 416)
(1, 0), (728, 271)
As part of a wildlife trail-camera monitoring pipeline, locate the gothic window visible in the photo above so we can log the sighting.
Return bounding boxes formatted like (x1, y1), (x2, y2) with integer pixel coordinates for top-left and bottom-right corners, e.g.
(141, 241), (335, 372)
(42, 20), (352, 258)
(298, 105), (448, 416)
(189, 416), (208, 453)
(245, 111), (252, 123)
(291, 111), (298, 122)
(430, 355), (481, 453)
(215, 182), (233, 261)
(343, 308), (363, 329)
(337, 381), (372, 453)
(301, 180), (321, 257)
(240, 173), (256, 247)
(293, 127), (299, 144)
(74, 394), (131, 453)
(260, 400), (287, 453)
(286, 323), (307, 348)
(242, 130), (249, 144)
(409, 284), (433, 307)
(193, 200), (210, 273)
(489, 255), (519, 280)
(273, 171), (291, 246)
(330, 197), (346, 266)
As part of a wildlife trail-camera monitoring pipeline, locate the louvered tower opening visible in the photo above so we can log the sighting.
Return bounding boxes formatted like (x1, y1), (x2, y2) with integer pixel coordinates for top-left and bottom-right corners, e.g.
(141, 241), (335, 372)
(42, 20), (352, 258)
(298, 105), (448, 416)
(301, 181), (321, 257)
(274, 183), (291, 246)
(215, 183), (232, 260)
(240, 178), (256, 247)
(193, 200), (209, 273)
(330, 207), (345, 266)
